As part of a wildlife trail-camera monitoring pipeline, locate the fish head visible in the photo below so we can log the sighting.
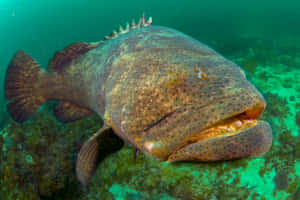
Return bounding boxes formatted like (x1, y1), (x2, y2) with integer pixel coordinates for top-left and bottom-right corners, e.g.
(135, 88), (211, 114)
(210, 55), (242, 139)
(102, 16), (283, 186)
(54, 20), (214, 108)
(112, 41), (272, 162)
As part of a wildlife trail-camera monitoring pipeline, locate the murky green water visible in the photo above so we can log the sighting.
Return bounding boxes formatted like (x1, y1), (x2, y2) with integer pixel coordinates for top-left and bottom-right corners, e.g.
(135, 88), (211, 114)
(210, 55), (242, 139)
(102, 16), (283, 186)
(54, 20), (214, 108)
(0, 1), (299, 199)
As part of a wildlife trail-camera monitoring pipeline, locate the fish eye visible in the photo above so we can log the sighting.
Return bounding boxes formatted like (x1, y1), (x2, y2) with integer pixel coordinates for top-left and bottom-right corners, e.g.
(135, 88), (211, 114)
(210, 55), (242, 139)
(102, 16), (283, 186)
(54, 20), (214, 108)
(196, 69), (207, 80)
(167, 71), (175, 83)
(168, 73), (173, 82)
(166, 70), (188, 86)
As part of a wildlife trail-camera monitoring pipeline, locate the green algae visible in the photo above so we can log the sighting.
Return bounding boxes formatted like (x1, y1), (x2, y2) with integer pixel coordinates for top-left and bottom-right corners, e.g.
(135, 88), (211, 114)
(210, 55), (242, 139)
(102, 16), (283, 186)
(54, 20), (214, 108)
(254, 65), (300, 137)
(109, 184), (142, 200)
(25, 154), (34, 164)
(0, 103), (101, 199)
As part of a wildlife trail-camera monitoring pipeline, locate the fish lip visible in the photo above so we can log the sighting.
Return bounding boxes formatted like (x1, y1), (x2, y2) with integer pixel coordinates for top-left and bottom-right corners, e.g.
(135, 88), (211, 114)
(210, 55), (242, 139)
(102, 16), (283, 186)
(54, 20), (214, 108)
(181, 105), (267, 145)
(167, 121), (272, 162)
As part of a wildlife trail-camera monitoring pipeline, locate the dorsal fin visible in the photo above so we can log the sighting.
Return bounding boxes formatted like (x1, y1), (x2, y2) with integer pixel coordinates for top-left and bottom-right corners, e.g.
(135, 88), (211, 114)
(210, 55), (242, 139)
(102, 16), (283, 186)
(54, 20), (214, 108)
(48, 14), (152, 72)
(54, 101), (94, 122)
(103, 14), (152, 41)
(48, 42), (103, 72)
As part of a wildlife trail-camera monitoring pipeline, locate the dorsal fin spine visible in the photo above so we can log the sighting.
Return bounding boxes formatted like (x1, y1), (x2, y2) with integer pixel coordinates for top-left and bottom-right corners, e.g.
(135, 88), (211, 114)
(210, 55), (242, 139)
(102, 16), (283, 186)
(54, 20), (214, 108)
(131, 19), (136, 28)
(104, 14), (152, 41)
(125, 22), (130, 31)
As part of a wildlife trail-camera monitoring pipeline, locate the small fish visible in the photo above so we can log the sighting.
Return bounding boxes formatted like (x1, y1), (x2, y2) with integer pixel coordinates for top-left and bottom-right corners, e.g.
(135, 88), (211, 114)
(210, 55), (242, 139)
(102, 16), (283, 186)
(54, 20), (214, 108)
(4, 14), (272, 187)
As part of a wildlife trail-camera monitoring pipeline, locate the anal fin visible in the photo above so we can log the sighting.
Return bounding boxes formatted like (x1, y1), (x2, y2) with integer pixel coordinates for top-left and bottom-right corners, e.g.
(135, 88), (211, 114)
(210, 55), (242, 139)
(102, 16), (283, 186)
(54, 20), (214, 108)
(76, 126), (124, 187)
(54, 101), (93, 123)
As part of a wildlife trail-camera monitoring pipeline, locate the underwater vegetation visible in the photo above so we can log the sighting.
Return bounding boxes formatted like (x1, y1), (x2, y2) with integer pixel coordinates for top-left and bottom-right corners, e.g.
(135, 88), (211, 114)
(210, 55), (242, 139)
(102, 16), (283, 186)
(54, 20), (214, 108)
(0, 102), (101, 199)
(0, 35), (299, 200)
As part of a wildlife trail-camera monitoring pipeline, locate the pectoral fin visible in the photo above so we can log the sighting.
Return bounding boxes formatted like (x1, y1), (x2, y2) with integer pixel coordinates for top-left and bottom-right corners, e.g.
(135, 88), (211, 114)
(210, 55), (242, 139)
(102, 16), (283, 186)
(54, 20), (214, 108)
(76, 126), (124, 187)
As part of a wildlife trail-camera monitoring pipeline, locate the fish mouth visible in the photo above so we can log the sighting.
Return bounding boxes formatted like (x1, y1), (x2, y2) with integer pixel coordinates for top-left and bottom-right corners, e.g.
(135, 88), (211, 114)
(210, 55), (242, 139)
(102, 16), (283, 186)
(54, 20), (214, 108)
(167, 106), (273, 162)
(186, 108), (264, 144)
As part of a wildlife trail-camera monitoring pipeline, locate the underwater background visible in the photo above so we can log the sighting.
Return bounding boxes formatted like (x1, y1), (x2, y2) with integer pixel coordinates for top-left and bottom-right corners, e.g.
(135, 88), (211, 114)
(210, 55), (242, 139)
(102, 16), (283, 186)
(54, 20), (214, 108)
(0, 0), (299, 199)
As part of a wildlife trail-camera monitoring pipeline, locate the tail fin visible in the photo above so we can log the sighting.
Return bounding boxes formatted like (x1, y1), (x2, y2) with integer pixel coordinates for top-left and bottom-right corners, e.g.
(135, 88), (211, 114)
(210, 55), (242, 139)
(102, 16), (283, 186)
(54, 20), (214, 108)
(5, 51), (48, 122)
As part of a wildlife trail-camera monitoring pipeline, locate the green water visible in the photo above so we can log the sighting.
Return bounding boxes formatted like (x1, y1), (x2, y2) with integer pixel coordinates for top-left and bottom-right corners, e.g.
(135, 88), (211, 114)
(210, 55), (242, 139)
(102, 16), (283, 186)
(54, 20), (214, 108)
(0, 0), (299, 199)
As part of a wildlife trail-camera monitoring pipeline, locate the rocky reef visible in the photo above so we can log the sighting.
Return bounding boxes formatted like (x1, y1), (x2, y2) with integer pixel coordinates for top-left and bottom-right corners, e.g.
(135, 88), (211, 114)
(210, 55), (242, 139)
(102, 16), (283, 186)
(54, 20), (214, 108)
(0, 38), (299, 199)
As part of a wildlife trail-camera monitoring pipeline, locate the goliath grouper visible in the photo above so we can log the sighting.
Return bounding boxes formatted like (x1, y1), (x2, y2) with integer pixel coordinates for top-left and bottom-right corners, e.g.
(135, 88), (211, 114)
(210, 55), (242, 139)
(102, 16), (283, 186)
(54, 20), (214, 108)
(5, 15), (272, 186)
